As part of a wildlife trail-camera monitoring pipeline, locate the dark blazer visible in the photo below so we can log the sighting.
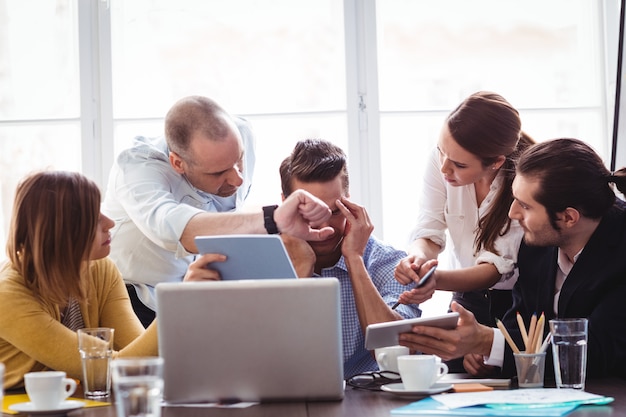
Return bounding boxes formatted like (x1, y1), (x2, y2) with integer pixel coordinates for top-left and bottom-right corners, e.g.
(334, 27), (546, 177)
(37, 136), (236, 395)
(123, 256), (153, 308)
(500, 198), (626, 380)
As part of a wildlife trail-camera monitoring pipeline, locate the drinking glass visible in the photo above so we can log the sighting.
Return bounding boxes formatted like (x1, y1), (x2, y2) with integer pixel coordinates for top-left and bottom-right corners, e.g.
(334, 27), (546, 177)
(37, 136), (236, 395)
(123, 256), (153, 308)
(111, 357), (164, 417)
(77, 328), (114, 398)
(549, 318), (588, 390)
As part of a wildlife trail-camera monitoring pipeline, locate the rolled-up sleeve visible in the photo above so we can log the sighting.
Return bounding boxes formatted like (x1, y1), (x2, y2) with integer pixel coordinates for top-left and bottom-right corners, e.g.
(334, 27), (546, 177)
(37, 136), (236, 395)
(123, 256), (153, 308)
(113, 150), (205, 252)
(411, 148), (448, 250)
(475, 220), (523, 289)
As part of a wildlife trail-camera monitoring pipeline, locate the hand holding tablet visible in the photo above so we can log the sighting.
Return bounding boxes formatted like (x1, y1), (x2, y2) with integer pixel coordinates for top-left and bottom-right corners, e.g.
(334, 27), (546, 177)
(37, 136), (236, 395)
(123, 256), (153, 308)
(364, 312), (459, 350)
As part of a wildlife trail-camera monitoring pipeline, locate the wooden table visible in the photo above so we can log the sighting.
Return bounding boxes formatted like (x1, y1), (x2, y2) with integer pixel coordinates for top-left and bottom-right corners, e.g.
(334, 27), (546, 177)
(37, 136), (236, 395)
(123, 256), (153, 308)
(4, 378), (625, 416)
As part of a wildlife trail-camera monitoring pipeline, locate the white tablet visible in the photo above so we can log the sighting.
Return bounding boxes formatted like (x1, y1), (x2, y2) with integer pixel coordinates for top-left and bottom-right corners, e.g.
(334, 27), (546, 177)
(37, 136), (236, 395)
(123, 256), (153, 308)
(364, 312), (459, 350)
(194, 235), (298, 280)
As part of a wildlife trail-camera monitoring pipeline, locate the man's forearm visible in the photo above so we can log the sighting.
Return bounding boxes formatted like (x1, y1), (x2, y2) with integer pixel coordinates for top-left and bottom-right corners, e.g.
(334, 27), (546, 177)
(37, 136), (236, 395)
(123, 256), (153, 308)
(345, 255), (403, 334)
(181, 211), (265, 253)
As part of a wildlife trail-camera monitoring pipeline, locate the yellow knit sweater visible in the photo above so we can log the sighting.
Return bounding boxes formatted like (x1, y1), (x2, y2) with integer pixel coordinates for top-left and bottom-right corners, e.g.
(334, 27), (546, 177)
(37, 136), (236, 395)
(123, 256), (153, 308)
(0, 258), (158, 389)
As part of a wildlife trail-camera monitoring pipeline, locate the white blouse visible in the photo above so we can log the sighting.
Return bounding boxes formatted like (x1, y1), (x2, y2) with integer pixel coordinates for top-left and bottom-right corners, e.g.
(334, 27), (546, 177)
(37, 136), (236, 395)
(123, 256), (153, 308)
(410, 148), (523, 290)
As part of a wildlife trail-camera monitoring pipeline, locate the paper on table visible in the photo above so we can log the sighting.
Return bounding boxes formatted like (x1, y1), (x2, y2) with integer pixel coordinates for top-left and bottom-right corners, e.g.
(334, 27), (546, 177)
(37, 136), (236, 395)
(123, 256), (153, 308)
(390, 397), (578, 416)
(431, 388), (612, 409)
(391, 390), (613, 417)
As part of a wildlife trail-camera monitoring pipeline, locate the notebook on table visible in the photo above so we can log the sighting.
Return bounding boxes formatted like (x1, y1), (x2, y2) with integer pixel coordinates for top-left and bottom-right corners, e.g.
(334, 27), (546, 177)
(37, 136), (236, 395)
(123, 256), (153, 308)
(155, 278), (344, 403)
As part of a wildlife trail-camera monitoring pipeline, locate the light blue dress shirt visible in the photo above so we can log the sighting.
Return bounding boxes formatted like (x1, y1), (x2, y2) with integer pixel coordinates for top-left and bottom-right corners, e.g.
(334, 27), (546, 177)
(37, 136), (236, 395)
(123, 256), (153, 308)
(317, 236), (422, 378)
(102, 117), (255, 311)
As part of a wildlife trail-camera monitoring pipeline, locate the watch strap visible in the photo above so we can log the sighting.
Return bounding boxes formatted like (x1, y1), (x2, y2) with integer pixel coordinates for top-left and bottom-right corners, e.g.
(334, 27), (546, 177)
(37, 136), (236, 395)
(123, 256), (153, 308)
(262, 205), (279, 234)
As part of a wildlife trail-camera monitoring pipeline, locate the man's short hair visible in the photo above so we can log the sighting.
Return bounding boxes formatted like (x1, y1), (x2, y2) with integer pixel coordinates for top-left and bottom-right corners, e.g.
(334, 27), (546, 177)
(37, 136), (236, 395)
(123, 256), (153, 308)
(164, 95), (232, 162)
(280, 139), (349, 197)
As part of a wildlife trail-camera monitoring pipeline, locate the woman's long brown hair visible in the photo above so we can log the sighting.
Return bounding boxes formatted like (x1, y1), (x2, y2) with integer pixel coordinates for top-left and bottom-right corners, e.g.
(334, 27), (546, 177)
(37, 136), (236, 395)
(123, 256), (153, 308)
(6, 171), (100, 305)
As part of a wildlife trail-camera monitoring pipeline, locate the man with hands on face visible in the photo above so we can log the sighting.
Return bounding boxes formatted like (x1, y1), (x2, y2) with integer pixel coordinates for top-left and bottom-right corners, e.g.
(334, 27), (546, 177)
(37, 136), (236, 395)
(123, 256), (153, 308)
(397, 138), (626, 380)
(277, 139), (423, 378)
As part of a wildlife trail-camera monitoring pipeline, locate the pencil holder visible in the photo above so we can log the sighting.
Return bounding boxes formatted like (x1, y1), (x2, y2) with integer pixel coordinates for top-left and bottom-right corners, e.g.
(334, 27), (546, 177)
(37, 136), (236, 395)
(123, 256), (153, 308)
(513, 351), (546, 388)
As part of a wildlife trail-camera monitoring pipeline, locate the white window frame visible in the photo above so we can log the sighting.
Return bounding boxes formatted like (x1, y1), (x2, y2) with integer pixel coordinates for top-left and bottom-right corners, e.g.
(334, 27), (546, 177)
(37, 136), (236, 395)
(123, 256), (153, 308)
(77, 0), (622, 240)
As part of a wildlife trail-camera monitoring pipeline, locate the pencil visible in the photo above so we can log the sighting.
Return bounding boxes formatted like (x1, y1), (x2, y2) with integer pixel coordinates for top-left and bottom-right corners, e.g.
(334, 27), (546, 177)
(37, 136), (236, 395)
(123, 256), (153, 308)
(538, 332), (552, 354)
(516, 312), (529, 350)
(496, 318), (520, 354)
(532, 312), (545, 353)
(526, 312), (538, 353)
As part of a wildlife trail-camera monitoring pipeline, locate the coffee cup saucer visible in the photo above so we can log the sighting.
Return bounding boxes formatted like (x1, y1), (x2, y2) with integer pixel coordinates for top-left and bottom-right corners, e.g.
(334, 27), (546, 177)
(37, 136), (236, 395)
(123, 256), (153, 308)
(9, 400), (85, 416)
(380, 382), (453, 397)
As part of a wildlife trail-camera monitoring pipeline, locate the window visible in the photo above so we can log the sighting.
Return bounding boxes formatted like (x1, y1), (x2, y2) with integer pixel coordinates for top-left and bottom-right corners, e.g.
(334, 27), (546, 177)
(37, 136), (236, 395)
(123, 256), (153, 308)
(0, 0), (82, 257)
(109, 0), (348, 206)
(377, 0), (615, 247)
(0, 0), (621, 317)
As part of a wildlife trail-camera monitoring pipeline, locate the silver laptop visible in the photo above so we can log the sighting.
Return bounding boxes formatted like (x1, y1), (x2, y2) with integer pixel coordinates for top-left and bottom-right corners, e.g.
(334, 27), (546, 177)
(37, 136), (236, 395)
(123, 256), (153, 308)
(156, 278), (344, 403)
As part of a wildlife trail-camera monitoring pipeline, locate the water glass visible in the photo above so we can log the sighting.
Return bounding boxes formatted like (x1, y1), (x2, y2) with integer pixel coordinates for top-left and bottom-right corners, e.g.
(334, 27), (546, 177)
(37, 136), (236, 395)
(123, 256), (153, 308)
(77, 327), (114, 398)
(111, 357), (164, 417)
(549, 318), (588, 390)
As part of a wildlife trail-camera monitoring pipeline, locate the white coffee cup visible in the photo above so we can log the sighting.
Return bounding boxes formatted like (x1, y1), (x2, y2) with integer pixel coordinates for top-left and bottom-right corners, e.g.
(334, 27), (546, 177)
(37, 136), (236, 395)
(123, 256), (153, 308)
(0, 363), (5, 407)
(375, 345), (410, 373)
(24, 371), (77, 409)
(397, 354), (448, 390)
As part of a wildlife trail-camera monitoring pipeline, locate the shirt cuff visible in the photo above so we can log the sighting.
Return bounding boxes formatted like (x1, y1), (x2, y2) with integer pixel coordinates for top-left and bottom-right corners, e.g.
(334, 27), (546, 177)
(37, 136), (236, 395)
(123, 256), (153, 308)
(483, 327), (505, 367)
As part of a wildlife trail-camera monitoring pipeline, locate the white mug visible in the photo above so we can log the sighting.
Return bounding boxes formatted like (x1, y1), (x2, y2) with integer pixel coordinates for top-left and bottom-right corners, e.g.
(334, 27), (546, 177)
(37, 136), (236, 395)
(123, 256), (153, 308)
(0, 363), (4, 407)
(397, 354), (448, 390)
(24, 371), (77, 409)
(375, 345), (410, 373)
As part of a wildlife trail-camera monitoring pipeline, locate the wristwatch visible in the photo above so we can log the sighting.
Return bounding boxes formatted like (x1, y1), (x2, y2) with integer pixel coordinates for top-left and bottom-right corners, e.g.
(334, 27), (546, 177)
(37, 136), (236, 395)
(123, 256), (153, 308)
(262, 205), (279, 234)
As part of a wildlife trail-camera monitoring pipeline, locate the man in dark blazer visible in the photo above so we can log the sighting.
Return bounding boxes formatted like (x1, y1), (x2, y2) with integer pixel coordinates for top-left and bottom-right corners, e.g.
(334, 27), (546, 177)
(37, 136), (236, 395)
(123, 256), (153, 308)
(398, 138), (626, 380)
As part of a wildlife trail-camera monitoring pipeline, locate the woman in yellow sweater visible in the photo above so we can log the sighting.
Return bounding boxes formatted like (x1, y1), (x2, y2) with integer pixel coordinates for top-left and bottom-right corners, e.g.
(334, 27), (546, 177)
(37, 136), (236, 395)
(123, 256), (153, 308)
(0, 171), (160, 389)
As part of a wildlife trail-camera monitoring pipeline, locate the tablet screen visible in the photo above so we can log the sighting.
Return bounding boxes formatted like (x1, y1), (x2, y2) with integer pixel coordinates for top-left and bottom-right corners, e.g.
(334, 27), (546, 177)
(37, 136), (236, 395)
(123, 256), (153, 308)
(194, 235), (298, 280)
(365, 312), (459, 350)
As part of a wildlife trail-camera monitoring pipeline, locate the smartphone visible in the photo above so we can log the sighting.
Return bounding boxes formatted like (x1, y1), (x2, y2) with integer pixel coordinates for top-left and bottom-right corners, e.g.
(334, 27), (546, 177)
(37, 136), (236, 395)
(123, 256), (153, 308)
(390, 264), (438, 310)
(414, 264), (437, 288)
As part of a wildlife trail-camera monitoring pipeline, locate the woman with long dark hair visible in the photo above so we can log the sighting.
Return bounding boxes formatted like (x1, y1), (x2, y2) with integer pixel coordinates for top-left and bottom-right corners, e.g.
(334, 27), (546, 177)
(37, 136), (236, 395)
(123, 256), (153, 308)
(395, 91), (535, 328)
